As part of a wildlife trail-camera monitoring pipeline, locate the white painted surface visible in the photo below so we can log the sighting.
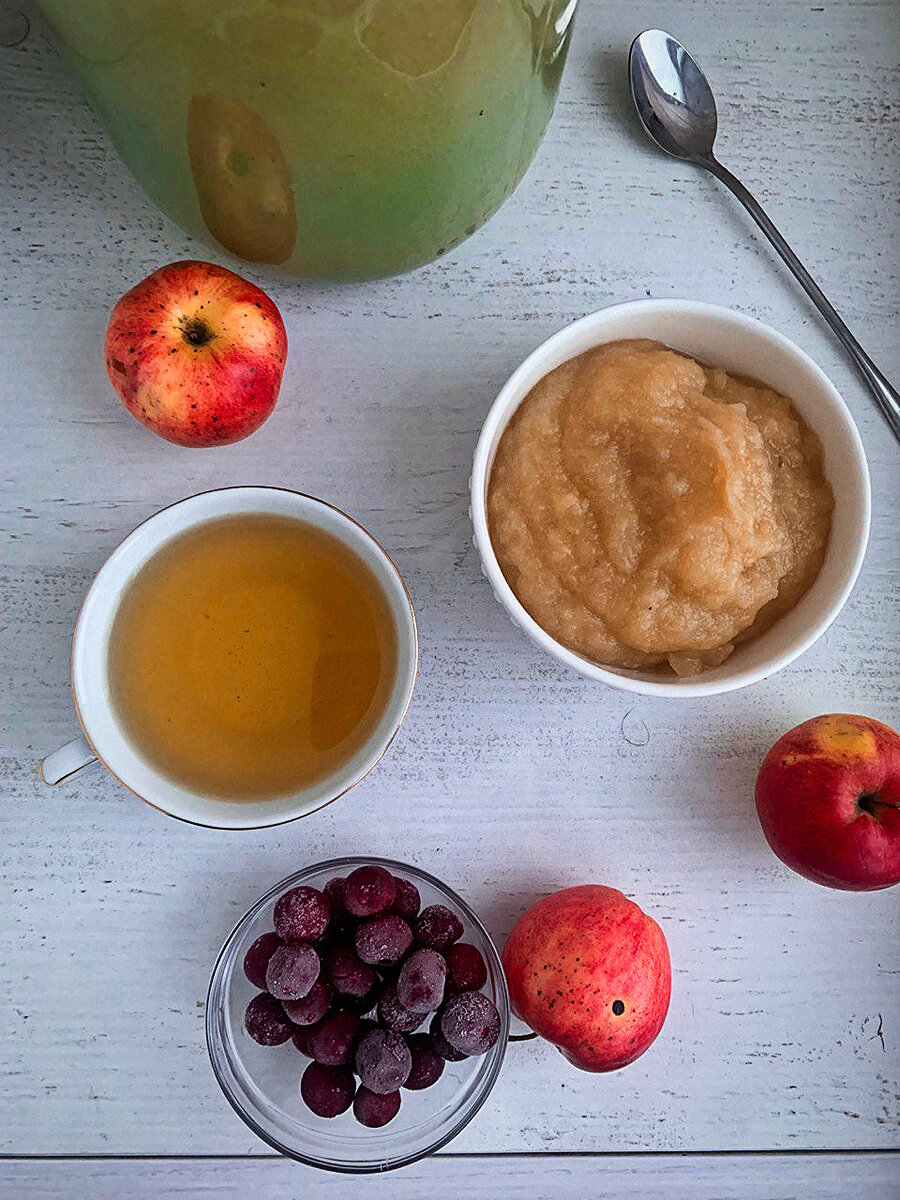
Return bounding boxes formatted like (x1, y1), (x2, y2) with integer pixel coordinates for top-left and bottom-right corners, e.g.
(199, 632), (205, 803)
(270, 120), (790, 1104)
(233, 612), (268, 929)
(3, 1153), (899, 1200)
(1, 0), (898, 1192)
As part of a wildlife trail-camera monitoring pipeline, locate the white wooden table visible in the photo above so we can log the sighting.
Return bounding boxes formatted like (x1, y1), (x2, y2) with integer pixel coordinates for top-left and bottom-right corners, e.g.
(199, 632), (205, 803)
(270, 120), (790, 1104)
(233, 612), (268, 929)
(2, 0), (898, 1195)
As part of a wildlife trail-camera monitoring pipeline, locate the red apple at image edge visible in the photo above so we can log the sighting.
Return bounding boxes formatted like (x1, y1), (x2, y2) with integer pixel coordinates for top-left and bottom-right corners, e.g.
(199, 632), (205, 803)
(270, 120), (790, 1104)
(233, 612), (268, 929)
(104, 260), (287, 446)
(502, 885), (671, 1072)
(755, 714), (900, 891)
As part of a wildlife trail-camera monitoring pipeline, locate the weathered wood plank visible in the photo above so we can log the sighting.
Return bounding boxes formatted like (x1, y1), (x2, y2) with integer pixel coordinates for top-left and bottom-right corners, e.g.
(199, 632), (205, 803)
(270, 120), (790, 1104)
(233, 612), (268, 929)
(3, 1153), (899, 1200)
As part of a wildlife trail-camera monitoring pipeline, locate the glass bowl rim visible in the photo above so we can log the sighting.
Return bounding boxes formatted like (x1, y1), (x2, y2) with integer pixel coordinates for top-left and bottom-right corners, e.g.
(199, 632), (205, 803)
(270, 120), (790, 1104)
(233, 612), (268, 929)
(206, 855), (510, 1173)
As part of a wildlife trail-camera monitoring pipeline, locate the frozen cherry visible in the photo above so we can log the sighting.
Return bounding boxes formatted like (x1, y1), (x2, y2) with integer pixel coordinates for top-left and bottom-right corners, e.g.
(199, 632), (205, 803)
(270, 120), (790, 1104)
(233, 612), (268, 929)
(377, 982), (425, 1034)
(281, 978), (333, 1026)
(391, 876), (421, 922)
(309, 1010), (362, 1067)
(326, 944), (377, 999)
(292, 1020), (323, 1058)
(265, 942), (320, 1001)
(355, 913), (413, 966)
(242, 932), (282, 990)
(405, 1033), (446, 1090)
(323, 876), (347, 913)
(440, 991), (500, 1056)
(244, 992), (293, 1046)
(429, 1011), (468, 1062)
(446, 943), (488, 993)
(414, 904), (463, 951)
(396, 948), (447, 1013)
(300, 1060), (356, 1118)
(273, 886), (330, 943)
(355, 1028), (412, 1094)
(353, 1086), (402, 1128)
(344, 865), (396, 917)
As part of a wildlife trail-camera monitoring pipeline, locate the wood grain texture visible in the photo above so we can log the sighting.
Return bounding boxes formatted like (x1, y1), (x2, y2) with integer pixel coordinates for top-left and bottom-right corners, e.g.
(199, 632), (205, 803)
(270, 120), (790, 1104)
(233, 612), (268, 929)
(1, 0), (899, 1169)
(3, 1153), (900, 1200)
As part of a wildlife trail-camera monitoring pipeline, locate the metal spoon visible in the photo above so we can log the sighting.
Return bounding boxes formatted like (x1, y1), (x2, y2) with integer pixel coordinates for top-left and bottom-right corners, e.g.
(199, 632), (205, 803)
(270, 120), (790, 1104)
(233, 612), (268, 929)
(629, 28), (900, 443)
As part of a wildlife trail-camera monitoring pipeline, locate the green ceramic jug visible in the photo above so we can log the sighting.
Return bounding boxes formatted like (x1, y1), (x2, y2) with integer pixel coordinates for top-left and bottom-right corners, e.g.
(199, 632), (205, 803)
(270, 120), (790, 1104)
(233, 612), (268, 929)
(36, 0), (576, 279)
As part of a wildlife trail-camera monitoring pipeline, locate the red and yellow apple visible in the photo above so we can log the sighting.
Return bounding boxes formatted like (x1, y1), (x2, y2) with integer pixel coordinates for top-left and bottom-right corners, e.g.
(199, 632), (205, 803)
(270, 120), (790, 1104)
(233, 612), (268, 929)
(502, 885), (671, 1072)
(755, 714), (900, 891)
(104, 260), (287, 447)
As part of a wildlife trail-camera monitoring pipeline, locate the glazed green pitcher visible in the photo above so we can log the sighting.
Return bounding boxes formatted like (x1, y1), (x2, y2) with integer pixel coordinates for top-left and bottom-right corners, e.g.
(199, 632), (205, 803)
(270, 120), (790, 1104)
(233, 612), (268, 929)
(36, 0), (576, 280)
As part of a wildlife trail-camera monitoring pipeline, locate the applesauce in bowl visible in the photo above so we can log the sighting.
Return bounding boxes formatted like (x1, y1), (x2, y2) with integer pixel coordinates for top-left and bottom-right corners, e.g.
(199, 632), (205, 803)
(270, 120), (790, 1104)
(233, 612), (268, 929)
(470, 300), (871, 697)
(487, 338), (833, 677)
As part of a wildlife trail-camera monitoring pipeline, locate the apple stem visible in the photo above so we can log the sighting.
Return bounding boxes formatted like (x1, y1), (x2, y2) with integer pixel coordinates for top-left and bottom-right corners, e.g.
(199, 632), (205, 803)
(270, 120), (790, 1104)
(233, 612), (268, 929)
(508, 1031), (539, 1042)
(858, 791), (899, 817)
(179, 315), (215, 348)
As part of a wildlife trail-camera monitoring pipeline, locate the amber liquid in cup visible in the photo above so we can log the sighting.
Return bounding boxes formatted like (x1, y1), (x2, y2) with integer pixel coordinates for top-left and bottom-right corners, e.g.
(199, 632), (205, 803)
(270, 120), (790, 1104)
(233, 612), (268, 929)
(107, 513), (398, 801)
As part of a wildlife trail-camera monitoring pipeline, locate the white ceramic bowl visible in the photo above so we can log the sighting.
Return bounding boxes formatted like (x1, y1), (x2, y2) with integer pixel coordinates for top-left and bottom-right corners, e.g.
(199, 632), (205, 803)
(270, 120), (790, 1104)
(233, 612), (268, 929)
(471, 299), (871, 697)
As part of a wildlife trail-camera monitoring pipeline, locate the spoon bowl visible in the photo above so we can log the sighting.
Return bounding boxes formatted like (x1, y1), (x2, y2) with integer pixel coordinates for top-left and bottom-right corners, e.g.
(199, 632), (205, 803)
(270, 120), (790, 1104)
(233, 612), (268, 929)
(629, 30), (717, 162)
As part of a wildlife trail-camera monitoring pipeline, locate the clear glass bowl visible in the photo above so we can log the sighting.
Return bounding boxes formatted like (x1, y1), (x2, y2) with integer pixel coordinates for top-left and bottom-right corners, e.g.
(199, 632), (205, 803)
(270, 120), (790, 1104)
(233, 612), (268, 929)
(206, 856), (510, 1173)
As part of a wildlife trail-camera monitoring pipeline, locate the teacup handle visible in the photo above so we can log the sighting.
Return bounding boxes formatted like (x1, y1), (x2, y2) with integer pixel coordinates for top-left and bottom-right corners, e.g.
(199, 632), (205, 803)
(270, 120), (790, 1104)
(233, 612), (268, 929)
(40, 734), (97, 785)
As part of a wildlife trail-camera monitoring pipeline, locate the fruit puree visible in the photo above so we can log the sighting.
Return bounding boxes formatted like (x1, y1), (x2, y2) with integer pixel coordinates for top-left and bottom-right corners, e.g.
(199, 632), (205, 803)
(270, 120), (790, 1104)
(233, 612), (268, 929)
(487, 339), (833, 676)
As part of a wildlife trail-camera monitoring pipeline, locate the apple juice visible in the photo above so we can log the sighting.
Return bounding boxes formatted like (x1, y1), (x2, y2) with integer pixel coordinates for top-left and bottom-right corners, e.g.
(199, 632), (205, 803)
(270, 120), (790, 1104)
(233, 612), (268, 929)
(107, 514), (398, 800)
(35, 0), (576, 280)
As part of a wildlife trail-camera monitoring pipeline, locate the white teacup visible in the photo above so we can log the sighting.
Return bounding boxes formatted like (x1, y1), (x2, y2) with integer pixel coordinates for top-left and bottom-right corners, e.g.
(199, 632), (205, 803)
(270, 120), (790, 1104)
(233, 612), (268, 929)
(41, 487), (418, 829)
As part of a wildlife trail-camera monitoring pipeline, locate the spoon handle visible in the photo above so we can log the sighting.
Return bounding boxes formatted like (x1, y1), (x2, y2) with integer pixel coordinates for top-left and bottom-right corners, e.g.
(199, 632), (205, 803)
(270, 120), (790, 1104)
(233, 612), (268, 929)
(704, 155), (900, 444)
